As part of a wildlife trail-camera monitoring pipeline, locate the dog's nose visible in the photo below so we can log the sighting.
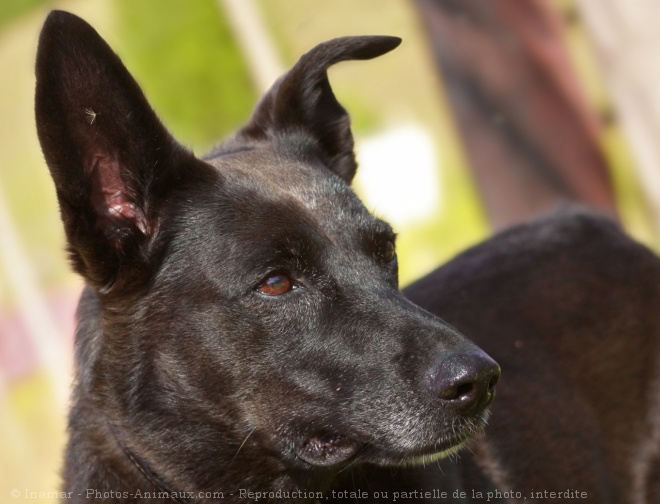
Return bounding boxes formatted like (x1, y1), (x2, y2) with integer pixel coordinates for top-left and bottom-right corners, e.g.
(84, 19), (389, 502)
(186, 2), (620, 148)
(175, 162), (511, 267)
(429, 350), (500, 414)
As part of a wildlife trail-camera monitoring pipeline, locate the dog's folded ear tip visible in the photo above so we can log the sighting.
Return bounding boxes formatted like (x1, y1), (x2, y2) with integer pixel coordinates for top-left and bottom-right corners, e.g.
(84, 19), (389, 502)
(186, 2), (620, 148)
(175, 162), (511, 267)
(310, 35), (402, 62)
(365, 35), (402, 56)
(356, 34), (402, 45)
(379, 35), (403, 48)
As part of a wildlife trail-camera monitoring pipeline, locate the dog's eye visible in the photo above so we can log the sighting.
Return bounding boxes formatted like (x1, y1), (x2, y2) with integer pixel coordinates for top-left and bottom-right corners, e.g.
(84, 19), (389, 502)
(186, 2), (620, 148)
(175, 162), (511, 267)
(256, 273), (295, 296)
(383, 240), (397, 266)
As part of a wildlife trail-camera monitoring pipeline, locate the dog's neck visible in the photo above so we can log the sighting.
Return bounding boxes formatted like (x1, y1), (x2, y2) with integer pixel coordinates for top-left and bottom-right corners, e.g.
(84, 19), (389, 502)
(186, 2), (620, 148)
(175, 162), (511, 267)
(109, 423), (189, 503)
(104, 419), (331, 503)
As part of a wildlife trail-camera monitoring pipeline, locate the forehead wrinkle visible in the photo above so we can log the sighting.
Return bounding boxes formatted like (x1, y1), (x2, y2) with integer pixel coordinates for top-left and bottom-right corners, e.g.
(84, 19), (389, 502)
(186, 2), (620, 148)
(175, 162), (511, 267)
(210, 149), (372, 231)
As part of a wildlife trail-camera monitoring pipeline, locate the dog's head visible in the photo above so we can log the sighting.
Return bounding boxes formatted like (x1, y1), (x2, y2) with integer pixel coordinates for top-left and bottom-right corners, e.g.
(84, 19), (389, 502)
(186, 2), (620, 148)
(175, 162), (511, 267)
(36, 10), (499, 493)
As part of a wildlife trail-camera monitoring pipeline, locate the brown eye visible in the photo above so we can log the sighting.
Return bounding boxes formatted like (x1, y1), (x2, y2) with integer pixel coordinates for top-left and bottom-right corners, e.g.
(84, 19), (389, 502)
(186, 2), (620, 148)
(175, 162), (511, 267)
(257, 273), (294, 296)
(384, 240), (397, 265)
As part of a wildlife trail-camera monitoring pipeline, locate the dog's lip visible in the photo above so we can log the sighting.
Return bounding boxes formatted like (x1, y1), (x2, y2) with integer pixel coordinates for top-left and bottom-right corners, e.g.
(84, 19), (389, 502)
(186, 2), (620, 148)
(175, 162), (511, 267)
(296, 431), (469, 469)
(297, 432), (360, 467)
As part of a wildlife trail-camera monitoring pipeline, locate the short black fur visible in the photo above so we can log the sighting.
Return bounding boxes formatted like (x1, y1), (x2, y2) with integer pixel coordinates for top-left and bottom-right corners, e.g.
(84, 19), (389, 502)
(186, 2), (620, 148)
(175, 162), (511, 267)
(36, 10), (660, 504)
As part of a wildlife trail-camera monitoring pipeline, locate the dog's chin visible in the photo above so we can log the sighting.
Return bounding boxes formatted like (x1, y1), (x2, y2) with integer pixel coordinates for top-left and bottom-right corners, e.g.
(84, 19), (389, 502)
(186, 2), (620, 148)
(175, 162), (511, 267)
(365, 435), (470, 467)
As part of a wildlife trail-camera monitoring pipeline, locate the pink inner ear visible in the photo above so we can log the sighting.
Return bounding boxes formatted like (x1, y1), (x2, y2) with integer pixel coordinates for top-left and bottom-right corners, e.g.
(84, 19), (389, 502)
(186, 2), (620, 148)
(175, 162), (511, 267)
(89, 153), (148, 235)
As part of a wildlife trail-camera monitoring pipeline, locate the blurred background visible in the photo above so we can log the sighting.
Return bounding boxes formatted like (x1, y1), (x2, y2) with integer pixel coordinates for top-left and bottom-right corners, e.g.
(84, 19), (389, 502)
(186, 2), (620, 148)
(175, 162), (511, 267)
(1, 0), (659, 501)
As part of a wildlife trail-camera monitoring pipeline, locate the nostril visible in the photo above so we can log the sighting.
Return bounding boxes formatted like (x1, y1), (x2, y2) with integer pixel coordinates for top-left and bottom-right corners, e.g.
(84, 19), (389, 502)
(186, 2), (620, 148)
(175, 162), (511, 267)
(429, 350), (500, 414)
(455, 382), (474, 401)
(439, 379), (479, 403)
(437, 380), (476, 401)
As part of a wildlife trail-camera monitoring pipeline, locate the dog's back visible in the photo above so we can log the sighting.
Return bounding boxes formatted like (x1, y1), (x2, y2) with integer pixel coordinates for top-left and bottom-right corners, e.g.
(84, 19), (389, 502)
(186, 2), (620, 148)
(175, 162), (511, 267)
(401, 210), (660, 503)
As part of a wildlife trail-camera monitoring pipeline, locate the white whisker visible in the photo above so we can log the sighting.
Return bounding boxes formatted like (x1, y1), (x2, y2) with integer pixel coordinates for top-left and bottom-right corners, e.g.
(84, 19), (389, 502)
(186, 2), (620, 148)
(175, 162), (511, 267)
(229, 426), (256, 467)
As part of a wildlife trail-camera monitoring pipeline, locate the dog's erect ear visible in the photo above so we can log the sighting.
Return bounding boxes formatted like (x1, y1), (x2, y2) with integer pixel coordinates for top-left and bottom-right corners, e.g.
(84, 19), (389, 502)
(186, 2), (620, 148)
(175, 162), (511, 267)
(35, 11), (196, 291)
(239, 36), (401, 184)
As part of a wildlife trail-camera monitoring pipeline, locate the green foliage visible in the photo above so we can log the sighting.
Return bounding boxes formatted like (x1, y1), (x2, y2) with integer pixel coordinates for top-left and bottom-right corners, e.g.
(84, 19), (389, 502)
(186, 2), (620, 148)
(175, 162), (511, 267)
(0, 0), (50, 30)
(113, 0), (257, 152)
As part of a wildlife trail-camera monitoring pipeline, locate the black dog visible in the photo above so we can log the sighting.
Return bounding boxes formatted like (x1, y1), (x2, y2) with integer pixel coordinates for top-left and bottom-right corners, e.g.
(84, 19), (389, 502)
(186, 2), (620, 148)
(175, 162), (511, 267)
(36, 10), (499, 503)
(36, 10), (660, 504)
